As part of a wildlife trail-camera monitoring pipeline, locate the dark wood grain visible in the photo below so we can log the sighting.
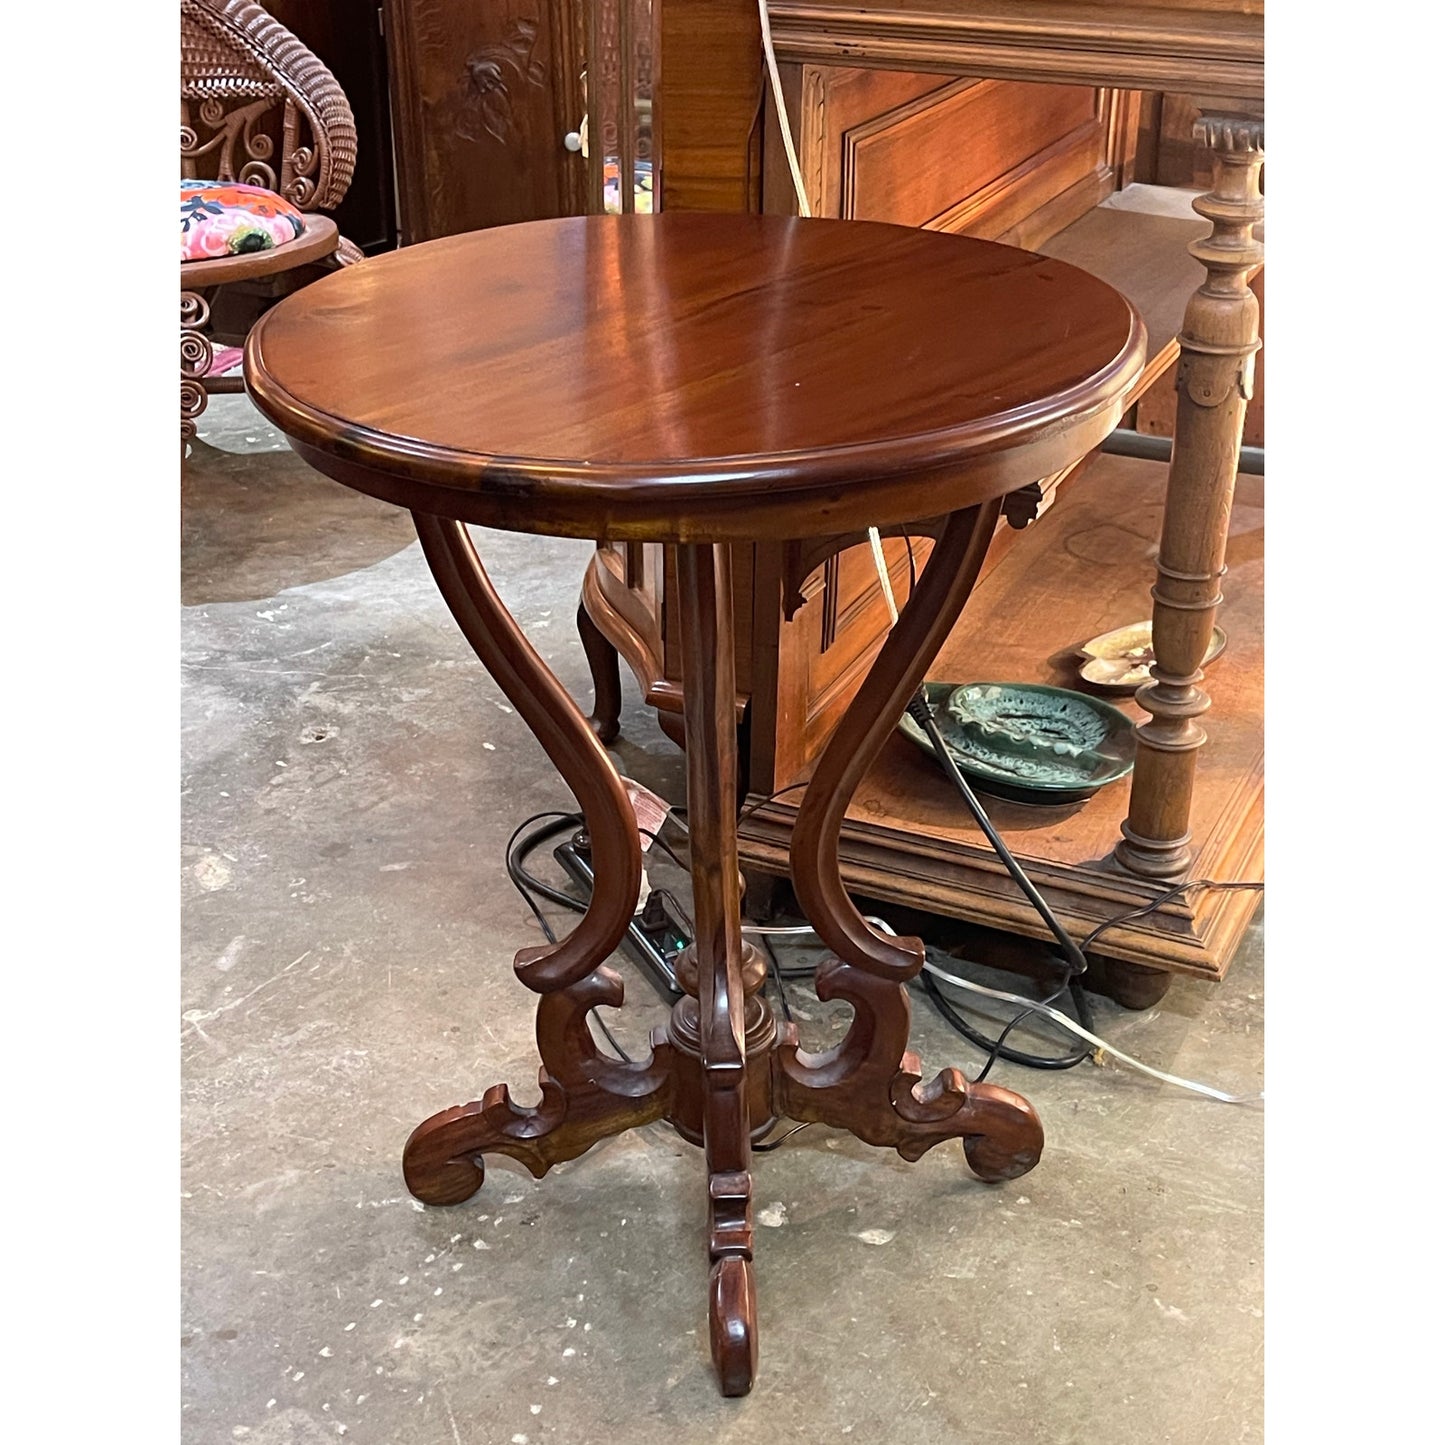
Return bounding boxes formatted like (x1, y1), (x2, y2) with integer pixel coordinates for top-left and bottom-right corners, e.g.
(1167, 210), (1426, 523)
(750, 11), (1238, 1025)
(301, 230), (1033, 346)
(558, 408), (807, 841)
(382, 0), (588, 243)
(243, 213), (1144, 541)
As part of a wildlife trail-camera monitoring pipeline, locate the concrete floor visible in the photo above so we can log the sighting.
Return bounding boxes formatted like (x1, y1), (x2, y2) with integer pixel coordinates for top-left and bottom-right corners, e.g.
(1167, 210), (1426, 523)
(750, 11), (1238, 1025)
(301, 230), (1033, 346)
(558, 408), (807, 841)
(181, 396), (1263, 1445)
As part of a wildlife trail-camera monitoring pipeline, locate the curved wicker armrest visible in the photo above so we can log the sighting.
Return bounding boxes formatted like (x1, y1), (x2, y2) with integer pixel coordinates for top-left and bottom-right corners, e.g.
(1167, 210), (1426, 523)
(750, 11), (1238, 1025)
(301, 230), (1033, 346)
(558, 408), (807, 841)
(181, 0), (357, 212)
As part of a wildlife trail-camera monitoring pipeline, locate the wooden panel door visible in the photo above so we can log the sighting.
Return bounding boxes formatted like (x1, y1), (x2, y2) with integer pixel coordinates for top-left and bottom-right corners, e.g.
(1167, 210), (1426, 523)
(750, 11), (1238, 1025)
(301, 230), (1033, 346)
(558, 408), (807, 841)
(383, 0), (590, 243)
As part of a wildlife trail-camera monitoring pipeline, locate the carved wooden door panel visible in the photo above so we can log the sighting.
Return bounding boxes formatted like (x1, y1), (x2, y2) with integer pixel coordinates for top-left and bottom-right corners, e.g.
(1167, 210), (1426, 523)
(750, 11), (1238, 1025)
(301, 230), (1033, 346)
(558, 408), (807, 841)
(384, 0), (590, 242)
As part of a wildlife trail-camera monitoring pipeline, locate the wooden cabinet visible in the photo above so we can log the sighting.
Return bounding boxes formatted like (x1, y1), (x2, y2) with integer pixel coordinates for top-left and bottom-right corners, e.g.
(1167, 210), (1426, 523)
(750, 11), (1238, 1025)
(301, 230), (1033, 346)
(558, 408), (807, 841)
(583, 0), (1265, 1001)
(382, 0), (590, 242)
(380, 0), (661, 241)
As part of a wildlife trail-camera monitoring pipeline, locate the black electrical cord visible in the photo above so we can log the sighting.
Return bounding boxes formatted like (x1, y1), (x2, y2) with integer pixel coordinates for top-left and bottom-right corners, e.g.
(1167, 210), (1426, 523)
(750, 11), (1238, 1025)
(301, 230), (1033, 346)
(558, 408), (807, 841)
(754, 1122), (813, 1152)
(901, 691), (1268, 1081)
(504, 806), (728, 1064)
(1077, 878), (1264, 955)
(906, 696), (1091, 979)
(503, 810), (634, 1063)
(921, 967), (1092, 1078)
(758, 933), (793, 1024)
(899, 534), (1091, 1072)
(505, 812), (690, 914)
(924, 878), (1264, 1080)
(671, 780), (816, 837)
(504, 742), (1264, 1087)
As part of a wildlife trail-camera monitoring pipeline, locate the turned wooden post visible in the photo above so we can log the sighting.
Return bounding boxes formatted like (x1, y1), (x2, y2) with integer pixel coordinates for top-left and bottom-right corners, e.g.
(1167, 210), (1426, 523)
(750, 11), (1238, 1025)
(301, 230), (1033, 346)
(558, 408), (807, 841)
(671, 542), (771, 1396)
(1115, 113), (1264, 880)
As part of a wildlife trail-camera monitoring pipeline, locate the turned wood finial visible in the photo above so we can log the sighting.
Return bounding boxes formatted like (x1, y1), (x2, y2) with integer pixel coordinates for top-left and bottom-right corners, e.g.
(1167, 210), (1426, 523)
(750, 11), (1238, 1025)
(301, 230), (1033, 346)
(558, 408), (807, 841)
(1181, 117), (1265, 407)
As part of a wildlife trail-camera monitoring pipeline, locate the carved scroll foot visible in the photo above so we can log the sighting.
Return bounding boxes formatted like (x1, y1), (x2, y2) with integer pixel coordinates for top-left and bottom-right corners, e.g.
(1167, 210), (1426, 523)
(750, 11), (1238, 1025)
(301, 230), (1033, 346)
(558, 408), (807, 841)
(403, 968), (674, 1205)
(775, 961), (1042, 1180)
(577, 598), (623, 744)
(709, 1255), (758, 1397)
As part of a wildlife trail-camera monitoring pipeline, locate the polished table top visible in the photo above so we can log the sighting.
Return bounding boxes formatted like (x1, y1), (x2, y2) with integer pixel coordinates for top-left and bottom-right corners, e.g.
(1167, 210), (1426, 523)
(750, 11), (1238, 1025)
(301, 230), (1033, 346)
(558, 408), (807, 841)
(244, 213), (1143, 542)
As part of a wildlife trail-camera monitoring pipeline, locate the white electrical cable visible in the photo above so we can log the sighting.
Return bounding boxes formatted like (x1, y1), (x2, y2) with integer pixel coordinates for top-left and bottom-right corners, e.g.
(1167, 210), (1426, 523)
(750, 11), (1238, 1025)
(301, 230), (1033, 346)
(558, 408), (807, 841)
(758, 0), (812, 219)
(743, 918), (1261, 1106)
(764, 0), (904, 701)
(919, 960), (1261, 1106)
(867, 525), (901, 623)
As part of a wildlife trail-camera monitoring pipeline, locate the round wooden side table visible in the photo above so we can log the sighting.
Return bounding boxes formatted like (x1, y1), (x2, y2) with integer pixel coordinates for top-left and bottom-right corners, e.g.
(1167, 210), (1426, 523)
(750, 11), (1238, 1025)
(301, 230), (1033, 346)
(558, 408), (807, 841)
(243, 213), (1145, 1398)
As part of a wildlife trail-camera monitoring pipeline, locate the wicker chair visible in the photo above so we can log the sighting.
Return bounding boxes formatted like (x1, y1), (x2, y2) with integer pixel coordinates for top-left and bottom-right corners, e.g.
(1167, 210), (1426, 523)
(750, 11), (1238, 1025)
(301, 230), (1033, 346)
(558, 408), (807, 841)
(180, 0), (361, 448)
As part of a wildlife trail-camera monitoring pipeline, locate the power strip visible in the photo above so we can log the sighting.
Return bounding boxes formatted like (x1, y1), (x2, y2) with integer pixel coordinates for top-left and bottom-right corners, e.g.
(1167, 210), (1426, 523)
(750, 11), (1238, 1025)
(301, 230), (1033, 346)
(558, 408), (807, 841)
(552, 833), (689, 997)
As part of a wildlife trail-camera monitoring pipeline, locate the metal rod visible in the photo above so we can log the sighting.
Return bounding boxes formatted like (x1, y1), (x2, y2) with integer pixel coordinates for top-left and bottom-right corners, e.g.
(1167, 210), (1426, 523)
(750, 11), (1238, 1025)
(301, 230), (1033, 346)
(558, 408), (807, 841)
(1102, 428), (1264, 476)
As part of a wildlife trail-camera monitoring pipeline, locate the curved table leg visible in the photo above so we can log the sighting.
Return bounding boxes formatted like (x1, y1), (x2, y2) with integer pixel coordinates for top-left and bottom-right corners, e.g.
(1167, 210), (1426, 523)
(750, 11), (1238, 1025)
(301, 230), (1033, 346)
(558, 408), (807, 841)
(781, 502), (1043, 1180)
(577, 595), (623, 744)
(669, 542), (771, 1396)
(401, 514), (671, 1205)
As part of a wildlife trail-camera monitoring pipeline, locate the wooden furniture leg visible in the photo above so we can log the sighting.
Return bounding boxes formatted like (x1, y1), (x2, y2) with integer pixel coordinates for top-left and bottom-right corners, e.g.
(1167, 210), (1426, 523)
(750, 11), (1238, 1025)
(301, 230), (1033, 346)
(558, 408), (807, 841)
(181, 290), (213, 447)
(669, 543), (772, 1396)
(782, 503), (1043, 1178)
(1116, 114), (1264, 880)
(576, 595), (624, 743)
(394, 516), (1046, 1398)
(400, 514), (676, 1204)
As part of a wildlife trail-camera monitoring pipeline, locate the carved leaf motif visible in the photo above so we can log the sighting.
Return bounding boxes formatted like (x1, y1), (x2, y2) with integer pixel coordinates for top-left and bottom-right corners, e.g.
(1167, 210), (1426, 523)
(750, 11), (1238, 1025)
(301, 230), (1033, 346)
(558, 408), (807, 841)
(456, 19), (547, 146)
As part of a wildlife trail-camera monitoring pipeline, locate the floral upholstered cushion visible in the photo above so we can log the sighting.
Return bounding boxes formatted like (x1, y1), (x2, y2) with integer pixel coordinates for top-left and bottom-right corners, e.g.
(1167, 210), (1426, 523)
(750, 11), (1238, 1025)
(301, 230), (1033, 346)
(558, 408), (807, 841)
(180, 180), (306, 262)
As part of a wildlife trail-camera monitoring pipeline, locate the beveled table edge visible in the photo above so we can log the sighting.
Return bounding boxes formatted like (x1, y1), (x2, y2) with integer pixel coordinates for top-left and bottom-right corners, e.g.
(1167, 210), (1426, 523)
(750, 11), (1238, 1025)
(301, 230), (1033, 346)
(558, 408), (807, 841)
(242, 222), (1147, 544)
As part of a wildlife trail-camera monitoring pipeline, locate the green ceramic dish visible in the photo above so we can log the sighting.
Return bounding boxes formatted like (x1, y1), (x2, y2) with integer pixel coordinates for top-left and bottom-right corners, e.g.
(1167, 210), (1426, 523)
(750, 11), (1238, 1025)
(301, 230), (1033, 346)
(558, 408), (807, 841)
(896, 681), (1136, 805)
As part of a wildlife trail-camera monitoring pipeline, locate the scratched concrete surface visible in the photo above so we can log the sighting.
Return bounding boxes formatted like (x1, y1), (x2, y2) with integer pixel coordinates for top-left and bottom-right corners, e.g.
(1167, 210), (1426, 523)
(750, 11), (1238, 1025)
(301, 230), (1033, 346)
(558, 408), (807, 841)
(182, 396), (1264, 1445)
